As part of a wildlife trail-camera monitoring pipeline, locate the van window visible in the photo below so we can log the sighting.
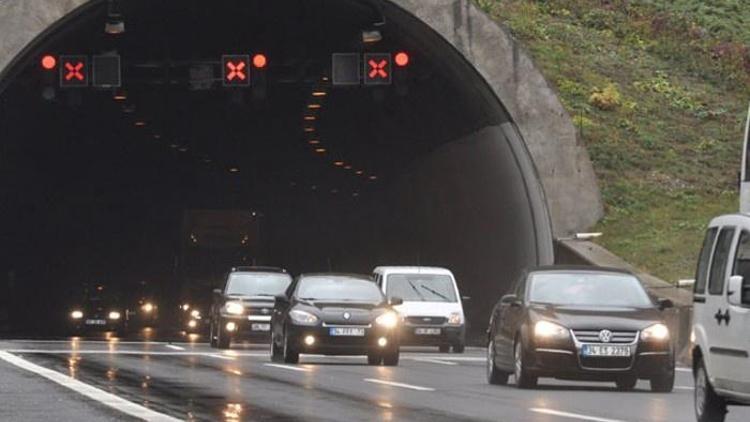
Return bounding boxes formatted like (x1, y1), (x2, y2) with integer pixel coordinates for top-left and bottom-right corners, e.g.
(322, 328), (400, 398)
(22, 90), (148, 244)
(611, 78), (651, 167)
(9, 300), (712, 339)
(694, 228), (718, 294)
(732, 231), (750, 287)
(708, 227), (735, 295)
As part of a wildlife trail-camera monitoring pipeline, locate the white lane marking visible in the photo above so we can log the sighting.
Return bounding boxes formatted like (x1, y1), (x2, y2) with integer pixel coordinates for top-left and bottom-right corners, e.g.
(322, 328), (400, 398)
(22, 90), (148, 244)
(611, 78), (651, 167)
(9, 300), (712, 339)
(0, 350), (267, 357)
(675, 386), (694, 390)
(207, 354), (236, 361)
(164, 344), (185, 351)
(409, 357), (458, 366)
(363, 378), (435, 392)
(0, 351), (179, 422)
(401, 355), (484, 362)
(676, 367), (692, 373)
(264, 363), (311, 372)
(530, 408), (626, 422)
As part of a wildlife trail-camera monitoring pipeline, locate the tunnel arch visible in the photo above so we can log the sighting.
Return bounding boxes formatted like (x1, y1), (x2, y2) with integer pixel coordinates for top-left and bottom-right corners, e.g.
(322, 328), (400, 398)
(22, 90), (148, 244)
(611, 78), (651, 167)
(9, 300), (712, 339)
(0, 0), (600, 335)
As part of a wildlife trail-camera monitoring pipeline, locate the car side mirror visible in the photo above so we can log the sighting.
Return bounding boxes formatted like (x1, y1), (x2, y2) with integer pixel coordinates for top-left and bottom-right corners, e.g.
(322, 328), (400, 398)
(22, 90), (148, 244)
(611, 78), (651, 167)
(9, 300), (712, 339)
(388, 296), (403, 306)
(657, 298), (674, 311)
(274, 294), (289, 305)
(728, 275), (743, 305)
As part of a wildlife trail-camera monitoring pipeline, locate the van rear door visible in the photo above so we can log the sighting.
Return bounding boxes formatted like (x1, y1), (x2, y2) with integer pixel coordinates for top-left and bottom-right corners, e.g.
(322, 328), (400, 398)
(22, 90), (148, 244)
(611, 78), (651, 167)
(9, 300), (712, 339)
(740, 103), (750, 213)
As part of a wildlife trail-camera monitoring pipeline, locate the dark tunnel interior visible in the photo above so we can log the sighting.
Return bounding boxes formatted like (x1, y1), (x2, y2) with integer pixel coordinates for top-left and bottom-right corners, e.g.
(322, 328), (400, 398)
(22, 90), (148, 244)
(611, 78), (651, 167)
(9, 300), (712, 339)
(0, 0), (552, 338)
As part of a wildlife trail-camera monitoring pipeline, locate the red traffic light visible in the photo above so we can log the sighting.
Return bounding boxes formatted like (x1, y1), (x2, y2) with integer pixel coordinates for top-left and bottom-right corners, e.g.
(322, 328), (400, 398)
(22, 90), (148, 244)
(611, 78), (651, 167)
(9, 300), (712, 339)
(41, 55), (57, 70)
(395, 52), (409, 67)
(252, 54), (267, 69)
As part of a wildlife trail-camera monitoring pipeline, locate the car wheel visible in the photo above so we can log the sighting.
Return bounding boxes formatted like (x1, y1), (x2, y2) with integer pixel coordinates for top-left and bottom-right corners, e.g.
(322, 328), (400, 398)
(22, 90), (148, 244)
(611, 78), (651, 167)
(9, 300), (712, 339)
(283, 331), (299, 364)
(452, 343), (465, 354)
(615, 375), (638, 391)
(367, 353), (382, 365)
(382, 349), (399, 366)
(487, 340), (509, 385)
(209, 321), (218, 348)
(650, 369), (675, 393)
(216, 323), (230, 350)
(270, 334), (283, 363)
(438, 344), (450, 353)
(695, 358), (726, 422)
(514, 340), (537, 389)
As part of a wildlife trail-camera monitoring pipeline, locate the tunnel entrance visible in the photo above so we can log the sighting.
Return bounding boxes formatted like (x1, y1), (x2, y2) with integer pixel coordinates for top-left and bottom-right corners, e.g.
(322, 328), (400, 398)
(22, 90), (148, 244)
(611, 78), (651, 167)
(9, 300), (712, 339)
(0, 0), (553, 338)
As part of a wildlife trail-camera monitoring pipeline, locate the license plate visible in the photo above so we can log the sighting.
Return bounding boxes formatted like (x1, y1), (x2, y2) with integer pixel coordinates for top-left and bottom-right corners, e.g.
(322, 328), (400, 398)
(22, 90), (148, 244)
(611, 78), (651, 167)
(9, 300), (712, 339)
(85, 319), (106, 326)
(329, 327), (365, 336)
(582, 344), (631, 357)
(251, 323), (270, 332)
(415, 328), (441, 335)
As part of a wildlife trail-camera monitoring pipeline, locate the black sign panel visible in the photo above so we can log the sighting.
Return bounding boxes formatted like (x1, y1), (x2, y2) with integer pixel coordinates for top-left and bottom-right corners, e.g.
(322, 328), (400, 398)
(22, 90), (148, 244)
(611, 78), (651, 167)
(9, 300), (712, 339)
(92, 55), (121, 88)
(332, 53), (360, 86)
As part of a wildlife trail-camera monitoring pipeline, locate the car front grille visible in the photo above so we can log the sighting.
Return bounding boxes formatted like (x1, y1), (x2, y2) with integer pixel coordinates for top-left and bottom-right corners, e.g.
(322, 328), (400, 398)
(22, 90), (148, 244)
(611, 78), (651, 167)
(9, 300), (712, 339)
(572, 330), (637, 344)
(245, 306), (273, 316)
(405, 316), (447, 326)
(580, 356), (633, 369)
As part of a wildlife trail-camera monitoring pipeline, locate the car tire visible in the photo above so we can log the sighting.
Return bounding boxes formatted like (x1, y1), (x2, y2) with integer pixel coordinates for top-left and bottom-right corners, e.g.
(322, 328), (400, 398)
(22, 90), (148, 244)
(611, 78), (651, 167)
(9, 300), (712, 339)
(270, 335), (284, 363)
(217, 326), (231, 350)
(283, 331), (299, 364)
(367, 353), (382, 365)
(209, 322), (218, 348)
(615, 375), (638, 391)
(650, 369), (675, 393)
(514, 340), (537, 389)
(695, 358), (726, 422)
(438, 344), (450, 353)
(452, 343), (465, 354)
(382, 349), (399, 366)
(487, 340), (509, 385)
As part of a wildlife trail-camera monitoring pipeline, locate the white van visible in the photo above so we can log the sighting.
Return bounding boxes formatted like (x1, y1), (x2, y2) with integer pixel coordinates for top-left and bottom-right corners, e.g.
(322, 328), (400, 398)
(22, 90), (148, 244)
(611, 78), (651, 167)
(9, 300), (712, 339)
(373, 266), (466, 353)
(692, 214), (750, 421)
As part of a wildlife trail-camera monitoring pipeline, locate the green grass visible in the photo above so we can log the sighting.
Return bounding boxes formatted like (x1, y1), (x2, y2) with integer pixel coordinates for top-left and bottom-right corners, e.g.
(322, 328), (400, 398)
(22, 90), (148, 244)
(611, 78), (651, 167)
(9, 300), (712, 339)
(476, 0), (750, 282)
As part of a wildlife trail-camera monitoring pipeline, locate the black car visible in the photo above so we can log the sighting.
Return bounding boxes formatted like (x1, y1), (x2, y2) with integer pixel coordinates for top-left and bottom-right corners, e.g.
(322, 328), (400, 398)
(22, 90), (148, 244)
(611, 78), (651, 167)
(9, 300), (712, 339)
(68, 284), (126, 335)
(209, 266), (292, 349)
(271, 273), (402, 365)
(486, 266), (675, 392)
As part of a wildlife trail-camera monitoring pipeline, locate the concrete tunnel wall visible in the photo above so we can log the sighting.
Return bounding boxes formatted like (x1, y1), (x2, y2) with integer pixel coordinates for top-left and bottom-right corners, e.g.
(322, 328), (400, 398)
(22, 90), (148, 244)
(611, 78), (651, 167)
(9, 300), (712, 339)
(0, 0), (603, 238)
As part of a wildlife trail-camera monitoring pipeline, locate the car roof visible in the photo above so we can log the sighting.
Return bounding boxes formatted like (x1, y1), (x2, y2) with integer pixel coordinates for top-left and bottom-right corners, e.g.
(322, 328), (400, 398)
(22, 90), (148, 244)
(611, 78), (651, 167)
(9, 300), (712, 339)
(230, 266), (287, 273)
(298, 272), (373, 281)
(372, 266), (453, 276)
(526, 265), (634, 275)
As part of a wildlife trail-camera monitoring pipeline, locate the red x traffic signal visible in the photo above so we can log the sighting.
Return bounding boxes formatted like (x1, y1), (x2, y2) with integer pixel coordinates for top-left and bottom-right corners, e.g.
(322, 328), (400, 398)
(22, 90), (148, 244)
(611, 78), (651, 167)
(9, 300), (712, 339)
(364, 53), (392, 85)
(222, 55), (250, 87)
(59, 55), (88, 87)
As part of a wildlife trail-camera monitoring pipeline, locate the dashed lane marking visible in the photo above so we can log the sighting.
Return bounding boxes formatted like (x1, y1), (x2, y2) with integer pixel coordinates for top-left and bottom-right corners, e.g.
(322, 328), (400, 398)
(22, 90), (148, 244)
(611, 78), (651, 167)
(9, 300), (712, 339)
(263, 363), (311, 372)
(363, 378), (435, 391)
(164, 344), (185, 351)
(0, 351), (180, 422)
(530, 408), (627, 422)
(409, 357), (458, 366)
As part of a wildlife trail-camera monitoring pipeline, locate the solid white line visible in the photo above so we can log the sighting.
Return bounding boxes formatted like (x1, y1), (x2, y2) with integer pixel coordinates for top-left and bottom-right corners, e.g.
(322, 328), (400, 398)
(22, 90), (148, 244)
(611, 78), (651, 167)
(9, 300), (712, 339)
(1, 350), (267, 357)
(0, 351), (179, 422)
(530, 408), (626, 422)
(675, 386), (695, 390)
(363, 378), (435, 391)
(676, 367), (692, 373)
(207, 354), (236, 361)
(409, 357), (458, 366)
(263, 363), (311, 372)
(164, 344), (185, 351)
(401, 355), (485, 362)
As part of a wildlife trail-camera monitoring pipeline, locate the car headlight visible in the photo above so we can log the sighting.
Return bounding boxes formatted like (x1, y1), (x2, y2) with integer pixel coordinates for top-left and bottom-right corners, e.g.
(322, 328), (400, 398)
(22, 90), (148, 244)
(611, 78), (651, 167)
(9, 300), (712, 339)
(375, 311), (399, 328)
(108, 311), (121, 320)
(534, 320), (569, 339)
(141, 303), (155, 313)
(224, 301), (244, 315)
(71, 310), (83, 319)
(447, 312), (463, 326)
(289, 309), (319, 325)
(190, 310), (201, 318)
(181, 304), (190, 311)
(641, 323), (669, 341)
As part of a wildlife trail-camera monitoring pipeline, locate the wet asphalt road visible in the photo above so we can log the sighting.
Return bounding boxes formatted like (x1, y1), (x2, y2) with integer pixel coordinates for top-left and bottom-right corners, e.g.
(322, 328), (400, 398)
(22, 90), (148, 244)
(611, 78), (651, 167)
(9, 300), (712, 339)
(1, 337), (749, 422)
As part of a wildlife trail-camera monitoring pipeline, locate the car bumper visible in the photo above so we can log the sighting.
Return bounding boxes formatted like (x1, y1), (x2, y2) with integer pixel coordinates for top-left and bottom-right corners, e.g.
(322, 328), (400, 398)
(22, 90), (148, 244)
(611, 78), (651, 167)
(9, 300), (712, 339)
(399, 325), (465, 346)
(221, 316), (272, 341)
(526, 345), (673, 380)
(287, 324), (399, 355)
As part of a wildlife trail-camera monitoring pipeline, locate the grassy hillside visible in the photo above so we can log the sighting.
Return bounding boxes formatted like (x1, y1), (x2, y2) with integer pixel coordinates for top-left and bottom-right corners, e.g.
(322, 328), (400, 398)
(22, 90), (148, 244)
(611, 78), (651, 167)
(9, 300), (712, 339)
(476, 0), (750, 282)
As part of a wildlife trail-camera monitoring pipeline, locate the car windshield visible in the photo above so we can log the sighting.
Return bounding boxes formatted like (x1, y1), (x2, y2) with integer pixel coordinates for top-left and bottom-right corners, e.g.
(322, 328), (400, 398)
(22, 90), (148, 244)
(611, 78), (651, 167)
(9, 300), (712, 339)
(225, 273), (292, 296)
(296, 276), (383, 302)
(528, 272), (653, 307)
(386, 274), (457, 303)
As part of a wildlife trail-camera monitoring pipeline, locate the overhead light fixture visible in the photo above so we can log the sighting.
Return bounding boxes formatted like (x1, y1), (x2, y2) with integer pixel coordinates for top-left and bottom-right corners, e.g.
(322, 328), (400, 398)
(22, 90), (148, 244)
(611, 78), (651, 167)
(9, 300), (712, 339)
(104, 0), (125, 34)
(229, 167), (240, 173)
(308, 140), (320, 145)
(355, 170), (364, 175)
(307, 104), (321, 109)
(334, 161), (345, 167)
(304, 116), (316, 121)
(369, 175), (378, 180)
(312, 91), (327, 97)
(134, 121), (146, 127)
(304, 127), (315, 133)
(344, 165), (352, 170)
(113, 91), (127, 101)
(362, 29), (382, 44)
(315, 148), (326, 154)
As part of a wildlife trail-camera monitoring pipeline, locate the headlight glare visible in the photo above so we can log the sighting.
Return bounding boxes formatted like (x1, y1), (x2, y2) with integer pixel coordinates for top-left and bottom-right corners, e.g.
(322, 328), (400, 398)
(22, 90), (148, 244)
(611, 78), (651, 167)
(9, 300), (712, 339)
(141, 303), (154, 313)
(534, 320), (569, 339)
(289, 309), (319, 325)
(190, 310), (201, 318)
(641, 323), (669, 341)
(375, 311), (399, 328)
(71, 310), (83, 319)
(108, 311), (121, 320)
(447, 312), (463, 325)
(224, 301), (244, 315)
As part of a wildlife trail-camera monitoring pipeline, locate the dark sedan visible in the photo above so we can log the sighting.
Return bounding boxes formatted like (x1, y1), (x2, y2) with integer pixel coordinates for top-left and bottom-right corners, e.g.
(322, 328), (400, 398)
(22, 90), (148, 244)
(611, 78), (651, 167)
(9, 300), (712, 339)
(271, 273), (402, 365)
(486, 266), (675, 392)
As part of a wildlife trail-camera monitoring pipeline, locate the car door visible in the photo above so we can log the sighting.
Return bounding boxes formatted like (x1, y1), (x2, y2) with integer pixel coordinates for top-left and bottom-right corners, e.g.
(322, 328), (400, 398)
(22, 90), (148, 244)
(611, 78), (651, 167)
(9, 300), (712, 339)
(727, 228), (750, 394)
(703, 226), (737, 385)
(495, 275), (526, 367)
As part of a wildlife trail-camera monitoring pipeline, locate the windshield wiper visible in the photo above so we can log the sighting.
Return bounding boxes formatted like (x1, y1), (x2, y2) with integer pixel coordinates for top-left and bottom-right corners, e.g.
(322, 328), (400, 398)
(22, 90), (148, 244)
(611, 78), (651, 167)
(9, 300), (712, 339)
(417, 284), (450, 301)
(407, 280), (426, 300)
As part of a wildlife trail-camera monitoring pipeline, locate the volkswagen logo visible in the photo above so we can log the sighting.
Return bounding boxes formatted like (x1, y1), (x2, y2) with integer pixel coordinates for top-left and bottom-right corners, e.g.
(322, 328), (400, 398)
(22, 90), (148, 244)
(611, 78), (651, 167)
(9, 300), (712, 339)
(343, 312), (351, 320)
(598, 329), (613, 343)
(261, 308), (270, 315)
(422, 317), (432, 322)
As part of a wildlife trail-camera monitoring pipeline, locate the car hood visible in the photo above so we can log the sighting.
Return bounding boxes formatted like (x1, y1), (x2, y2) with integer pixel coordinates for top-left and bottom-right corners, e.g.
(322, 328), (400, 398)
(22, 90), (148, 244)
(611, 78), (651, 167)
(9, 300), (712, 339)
(394, 301), (462, 317)
(529, 303), (663, 331)
(296, 301), (387, 325)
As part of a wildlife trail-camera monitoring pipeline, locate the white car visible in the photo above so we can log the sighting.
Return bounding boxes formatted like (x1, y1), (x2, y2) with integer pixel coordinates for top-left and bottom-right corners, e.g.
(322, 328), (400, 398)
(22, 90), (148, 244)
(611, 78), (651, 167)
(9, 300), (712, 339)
(373, 266), (466, 353)
(692, 213), (750, 422)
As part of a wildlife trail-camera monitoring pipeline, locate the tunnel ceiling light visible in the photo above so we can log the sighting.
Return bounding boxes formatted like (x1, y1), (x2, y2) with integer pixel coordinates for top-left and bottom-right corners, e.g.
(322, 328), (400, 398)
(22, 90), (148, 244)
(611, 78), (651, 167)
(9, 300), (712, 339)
(229, 167), (240, 173)
(104, 0), (125, 34)
(113, 91), (127, 101)
(41, 55), (57, 70)
(308, 140), (320, 145)
(304, 127), (315, 133)
(252, 54), (268, 69)
(304, 116), (316, 121)
(395, 52), (410, 67)
(134, 121), (146, 127)
(355, 170), (365, 175)
(122, 105), (135, 113)
(362, 29), (383, 44)
(312, 91), (327, 97)
(178, 147), (188, 152)
(153, 134), (161, 139)
(333, 161), (345, 167)
(307, 104), (322, 109)
(369, 175), (378, 180)
(344, 165), (353, 170)
(353, 192), (360, 197)
(315, 148), (326, 154)
(169, 144), (178, 148)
